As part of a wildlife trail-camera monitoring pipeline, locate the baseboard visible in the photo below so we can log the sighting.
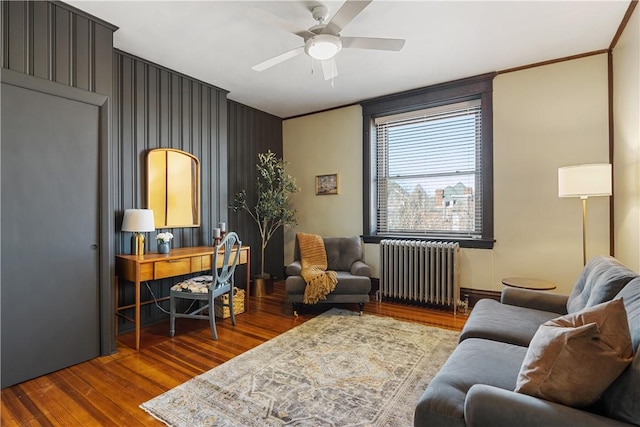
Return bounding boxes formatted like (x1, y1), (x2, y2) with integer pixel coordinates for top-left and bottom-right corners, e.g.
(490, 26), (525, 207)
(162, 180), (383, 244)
(370, 278), (379, 295)
(460, 287), (501, 308)
(371, 279), (499, 309)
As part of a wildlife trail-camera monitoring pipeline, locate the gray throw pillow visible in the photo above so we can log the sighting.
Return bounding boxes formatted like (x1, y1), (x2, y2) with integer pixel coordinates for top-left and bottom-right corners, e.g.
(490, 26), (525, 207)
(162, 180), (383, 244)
(515, 298), (633, 407)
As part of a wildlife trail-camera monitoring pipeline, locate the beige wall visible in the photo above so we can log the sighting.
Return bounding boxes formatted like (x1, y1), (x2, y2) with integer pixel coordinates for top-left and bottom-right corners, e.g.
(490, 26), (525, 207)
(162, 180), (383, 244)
(491, 54), (610, 294)
(613, 6), (640, 272)
(283, 105), (364, 262)
(283, 54), (612, 296)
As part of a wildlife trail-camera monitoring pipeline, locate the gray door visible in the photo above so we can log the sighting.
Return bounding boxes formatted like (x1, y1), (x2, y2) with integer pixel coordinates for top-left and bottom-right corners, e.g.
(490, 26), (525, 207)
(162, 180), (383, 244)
(1, 83), (100, 388)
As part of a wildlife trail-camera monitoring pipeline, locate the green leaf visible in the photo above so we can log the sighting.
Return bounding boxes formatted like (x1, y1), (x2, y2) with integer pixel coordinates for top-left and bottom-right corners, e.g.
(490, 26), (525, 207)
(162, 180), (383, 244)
(229, 151), (300, 277)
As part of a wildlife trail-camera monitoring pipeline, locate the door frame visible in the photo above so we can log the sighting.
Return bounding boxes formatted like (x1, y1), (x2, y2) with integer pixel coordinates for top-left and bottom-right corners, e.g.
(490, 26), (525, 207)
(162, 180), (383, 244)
(1, 68), (115, 355)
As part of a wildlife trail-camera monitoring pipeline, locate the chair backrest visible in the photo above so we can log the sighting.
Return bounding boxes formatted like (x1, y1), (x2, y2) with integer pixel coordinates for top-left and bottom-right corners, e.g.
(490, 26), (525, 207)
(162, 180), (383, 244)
(212, 232), (242, 288)
(293, 235), (363, 271)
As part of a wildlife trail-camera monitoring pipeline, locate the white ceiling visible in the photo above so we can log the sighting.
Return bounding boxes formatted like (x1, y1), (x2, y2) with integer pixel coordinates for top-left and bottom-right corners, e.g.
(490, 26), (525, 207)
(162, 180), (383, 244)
(67, 1), (629, 118)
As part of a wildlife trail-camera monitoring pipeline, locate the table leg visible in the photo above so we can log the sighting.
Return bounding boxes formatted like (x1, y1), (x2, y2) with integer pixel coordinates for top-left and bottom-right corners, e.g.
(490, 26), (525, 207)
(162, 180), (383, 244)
(135, 279), (141, 351)
(114, 275), (119, 337)
(245, 248), (251, 299)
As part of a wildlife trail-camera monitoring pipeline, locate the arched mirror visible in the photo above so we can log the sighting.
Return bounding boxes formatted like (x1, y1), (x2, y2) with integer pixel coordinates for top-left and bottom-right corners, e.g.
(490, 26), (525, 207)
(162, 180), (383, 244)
(147, 148), (200, 228)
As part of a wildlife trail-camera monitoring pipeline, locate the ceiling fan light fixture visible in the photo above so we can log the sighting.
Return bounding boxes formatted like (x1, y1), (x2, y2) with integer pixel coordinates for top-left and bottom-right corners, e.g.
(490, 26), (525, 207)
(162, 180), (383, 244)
(305, 34), (342, 60)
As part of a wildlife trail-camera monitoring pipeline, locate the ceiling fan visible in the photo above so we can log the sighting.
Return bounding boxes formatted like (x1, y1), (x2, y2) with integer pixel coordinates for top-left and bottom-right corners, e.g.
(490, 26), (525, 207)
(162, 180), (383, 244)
(250, 0), (405, 81)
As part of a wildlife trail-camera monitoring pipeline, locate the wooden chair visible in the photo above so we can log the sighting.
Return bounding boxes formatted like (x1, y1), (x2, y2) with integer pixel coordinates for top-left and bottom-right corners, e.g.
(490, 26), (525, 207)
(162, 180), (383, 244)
(169, 232), (241, 340)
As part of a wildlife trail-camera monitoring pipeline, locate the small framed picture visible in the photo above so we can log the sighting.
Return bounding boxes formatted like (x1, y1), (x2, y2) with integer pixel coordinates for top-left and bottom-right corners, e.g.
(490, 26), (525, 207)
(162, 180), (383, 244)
(315, 174), (339, 195)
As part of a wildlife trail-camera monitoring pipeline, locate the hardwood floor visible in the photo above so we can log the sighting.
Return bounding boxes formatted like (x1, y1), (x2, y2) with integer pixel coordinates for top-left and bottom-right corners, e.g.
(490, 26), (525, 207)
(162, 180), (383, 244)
(1, 283), (467, 426)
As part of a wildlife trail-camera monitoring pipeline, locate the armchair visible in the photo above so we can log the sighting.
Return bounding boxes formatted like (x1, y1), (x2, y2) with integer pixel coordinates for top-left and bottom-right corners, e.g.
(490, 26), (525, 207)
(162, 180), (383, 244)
(285, 235), (372, 316)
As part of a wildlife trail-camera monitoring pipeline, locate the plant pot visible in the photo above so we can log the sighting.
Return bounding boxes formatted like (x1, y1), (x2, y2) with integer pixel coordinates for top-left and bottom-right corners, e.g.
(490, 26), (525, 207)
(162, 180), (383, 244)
(251, 277), (274, 297)
(157, 241), (170, 254)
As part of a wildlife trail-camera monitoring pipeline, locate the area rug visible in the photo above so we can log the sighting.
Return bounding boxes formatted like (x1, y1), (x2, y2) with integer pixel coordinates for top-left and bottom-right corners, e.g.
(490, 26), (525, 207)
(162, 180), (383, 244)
(141, 308), (458, 426)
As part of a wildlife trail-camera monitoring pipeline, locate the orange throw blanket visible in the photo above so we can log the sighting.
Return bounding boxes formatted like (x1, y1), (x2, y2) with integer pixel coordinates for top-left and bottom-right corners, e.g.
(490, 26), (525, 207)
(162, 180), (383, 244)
(297, 232), (338, 304)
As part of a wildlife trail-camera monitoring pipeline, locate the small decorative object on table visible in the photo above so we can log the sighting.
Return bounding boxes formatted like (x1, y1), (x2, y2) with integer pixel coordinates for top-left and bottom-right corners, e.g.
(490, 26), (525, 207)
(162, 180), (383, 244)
(156, 232), (173, 254)
(213, 227), (221, 246)
(218, 222), (226, 239)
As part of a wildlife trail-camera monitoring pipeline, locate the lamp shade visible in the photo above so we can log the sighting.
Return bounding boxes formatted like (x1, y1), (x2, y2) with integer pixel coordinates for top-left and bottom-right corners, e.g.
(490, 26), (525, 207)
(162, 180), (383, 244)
(558, 164), (612, 198)
(121, 209), (155, 232)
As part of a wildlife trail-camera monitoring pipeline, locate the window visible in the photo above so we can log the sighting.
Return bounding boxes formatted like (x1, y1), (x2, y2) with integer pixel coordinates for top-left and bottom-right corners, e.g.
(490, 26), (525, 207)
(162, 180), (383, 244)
(362, 74), (494, 248)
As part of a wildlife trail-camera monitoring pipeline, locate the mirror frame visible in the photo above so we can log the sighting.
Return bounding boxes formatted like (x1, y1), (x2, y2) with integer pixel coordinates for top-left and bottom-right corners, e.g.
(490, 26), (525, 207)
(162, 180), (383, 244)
(146, 148), (200, 228)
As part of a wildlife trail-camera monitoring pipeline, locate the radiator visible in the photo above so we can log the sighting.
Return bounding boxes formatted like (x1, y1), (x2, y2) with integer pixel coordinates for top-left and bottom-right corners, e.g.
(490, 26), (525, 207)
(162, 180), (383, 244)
(379, 240), (460, 313)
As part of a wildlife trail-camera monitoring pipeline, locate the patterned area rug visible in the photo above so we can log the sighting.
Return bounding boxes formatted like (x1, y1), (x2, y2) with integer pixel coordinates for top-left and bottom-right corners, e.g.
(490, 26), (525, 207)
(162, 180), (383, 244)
(141, 308), (458, 426)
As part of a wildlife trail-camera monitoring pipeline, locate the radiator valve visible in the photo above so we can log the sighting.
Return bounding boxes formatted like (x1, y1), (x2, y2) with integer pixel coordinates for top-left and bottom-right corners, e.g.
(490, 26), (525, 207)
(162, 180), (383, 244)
(456, 295), (470, 315)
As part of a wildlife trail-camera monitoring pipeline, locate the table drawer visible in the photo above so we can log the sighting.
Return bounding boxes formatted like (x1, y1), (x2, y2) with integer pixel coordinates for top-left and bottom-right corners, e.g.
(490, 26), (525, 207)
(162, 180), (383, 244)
(237, 248), (248, 265)
(201, 255), (211, 271)
(213, 248), (248, 268)
(140, 263), (154, 281)
(154, 259), (191, 279)
(191, 256), (203, 273)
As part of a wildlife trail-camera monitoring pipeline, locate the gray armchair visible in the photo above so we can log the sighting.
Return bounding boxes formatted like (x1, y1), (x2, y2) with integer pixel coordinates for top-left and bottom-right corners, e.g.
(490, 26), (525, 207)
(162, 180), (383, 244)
(285, 235), (372, 316)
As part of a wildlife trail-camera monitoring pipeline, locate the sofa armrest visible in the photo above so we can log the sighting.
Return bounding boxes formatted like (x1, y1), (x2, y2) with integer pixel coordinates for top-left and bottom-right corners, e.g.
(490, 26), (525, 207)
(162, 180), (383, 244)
(501, 287), (568, 314)
(350, 260), (372, 277)
(465, 385), (630, 427)
(285, 261), (302, 277)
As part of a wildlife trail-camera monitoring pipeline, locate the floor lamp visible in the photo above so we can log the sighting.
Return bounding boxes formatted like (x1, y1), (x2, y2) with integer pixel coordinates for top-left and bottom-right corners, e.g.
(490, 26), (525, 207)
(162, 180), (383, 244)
(558, 164), (612, 266)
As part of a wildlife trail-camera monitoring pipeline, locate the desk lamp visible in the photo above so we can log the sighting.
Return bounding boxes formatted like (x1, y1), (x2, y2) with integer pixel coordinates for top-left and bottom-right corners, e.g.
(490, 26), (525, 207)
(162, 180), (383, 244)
(121, 209), (155, 255)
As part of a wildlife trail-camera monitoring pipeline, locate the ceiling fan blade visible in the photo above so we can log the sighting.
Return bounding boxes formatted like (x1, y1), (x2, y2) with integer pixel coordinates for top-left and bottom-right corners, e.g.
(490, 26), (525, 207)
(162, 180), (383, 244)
(321, 58), (338, 81)
(252, 47), (305, 72)
(247, 8), (315, 39)
(322, 0), (372, 35)
(341, 37), (406, 51)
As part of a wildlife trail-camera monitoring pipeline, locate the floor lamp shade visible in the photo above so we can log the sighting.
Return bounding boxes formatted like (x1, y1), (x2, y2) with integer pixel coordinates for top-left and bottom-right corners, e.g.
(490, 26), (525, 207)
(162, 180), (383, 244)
(557, 164), (612, 266)
(558, 164), (612, 198)
(121, 209), (155, 255)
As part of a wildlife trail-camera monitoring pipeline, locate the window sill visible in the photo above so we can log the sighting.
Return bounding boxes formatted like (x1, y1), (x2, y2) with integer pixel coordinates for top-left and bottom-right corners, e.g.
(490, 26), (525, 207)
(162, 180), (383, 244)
(361, 235), (495, 249)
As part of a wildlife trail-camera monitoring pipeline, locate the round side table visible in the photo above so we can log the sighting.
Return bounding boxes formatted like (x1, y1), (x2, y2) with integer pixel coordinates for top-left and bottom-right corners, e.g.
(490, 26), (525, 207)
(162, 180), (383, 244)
(501, 277), (557, 291)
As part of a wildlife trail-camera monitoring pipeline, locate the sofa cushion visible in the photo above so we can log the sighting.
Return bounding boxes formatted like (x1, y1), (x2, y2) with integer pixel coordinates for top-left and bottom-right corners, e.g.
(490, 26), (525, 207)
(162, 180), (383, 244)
(415, 338), (527, 427)
(601, 277), (640, 425)
(323, 236), (363, 271)
(285, 272), (371, 296)
(566, 256), (637, 314)
(465, 384), (627, 427)
(459, 299), (559, 347)
(515, 298), (633, 407)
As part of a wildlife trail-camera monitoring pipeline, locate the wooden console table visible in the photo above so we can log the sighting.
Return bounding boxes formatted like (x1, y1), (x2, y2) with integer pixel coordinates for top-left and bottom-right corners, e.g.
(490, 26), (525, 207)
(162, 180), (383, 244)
(115, 245), (250, 350)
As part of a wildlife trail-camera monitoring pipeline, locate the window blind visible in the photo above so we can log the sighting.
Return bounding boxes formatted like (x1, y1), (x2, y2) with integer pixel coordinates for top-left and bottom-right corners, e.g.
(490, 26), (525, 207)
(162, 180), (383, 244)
(374, 99), (483, 238)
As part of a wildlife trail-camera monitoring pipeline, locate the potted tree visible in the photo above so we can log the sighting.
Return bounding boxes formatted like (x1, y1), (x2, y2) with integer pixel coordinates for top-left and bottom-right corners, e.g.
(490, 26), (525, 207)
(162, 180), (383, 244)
(231, 151), (299, 293)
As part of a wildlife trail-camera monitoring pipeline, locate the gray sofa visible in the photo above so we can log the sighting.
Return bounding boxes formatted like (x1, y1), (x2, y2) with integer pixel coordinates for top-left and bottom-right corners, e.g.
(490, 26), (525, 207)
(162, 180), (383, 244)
(285, 236), (372, 316)
(415, 256), (640, 426)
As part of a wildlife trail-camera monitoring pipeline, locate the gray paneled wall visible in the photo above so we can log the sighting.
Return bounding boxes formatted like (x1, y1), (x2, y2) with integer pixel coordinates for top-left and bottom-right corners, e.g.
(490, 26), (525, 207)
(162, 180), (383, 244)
(1, 0), (116, 353)
(113, 50), (230, 330)
(228, 100), (283, 280)
(3, 0), (284, 337)
(1, 0), (115, 96)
